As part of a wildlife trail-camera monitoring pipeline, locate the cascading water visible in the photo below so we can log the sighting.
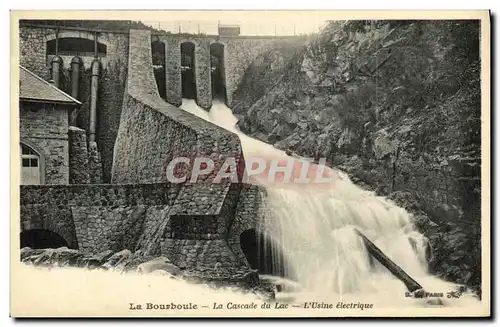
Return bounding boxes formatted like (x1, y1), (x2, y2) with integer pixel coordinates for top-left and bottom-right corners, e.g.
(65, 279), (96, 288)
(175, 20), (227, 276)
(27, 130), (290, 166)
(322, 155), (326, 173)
(180, 99), (481, 307)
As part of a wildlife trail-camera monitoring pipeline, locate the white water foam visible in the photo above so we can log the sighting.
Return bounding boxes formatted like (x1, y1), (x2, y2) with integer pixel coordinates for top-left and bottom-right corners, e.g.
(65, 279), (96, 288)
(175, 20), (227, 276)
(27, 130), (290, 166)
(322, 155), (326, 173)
(179, 99), (481, 308)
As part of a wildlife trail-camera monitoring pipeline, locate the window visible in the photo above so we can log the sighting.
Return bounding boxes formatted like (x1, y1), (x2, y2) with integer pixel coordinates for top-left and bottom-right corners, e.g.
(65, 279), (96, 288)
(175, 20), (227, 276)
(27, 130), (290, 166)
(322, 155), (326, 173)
(20, 143), (42, 185)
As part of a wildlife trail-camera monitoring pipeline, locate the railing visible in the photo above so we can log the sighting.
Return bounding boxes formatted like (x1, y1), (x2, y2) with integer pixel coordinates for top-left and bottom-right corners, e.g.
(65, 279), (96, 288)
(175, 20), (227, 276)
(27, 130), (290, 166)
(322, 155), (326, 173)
(143, 20), (324, 36)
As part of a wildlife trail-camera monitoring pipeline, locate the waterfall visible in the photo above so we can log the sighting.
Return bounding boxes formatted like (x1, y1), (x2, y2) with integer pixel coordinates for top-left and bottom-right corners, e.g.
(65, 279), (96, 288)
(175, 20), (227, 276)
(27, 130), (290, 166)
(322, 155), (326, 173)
(180, 99), (480, 306)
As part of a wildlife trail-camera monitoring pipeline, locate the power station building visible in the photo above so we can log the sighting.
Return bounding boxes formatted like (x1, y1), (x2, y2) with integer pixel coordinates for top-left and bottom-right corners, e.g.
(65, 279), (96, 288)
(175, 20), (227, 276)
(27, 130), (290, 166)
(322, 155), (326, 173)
(19, 66), (81, 185)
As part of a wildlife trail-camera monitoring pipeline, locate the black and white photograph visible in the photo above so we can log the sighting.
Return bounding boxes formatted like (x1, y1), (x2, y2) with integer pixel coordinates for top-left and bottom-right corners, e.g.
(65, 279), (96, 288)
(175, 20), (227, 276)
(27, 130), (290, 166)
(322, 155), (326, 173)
(10, 10), (490, 318)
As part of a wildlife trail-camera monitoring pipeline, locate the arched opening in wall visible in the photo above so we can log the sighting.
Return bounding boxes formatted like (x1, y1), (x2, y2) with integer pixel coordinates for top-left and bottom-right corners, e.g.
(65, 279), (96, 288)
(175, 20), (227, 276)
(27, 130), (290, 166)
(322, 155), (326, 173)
(20, 143), (43, 185)
(151, 40), (166, 99)
(210, 43), (227, 104)
(20, 229), (68, 249)
(47, 37), (107, 57)
(240, 228), (286, 277)
(180, 42), (197, 100)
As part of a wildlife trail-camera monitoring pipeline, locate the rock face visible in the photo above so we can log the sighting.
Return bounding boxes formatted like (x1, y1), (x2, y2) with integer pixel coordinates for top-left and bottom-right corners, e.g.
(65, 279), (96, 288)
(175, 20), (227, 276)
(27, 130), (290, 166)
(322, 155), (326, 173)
(233, 21), (481, 293)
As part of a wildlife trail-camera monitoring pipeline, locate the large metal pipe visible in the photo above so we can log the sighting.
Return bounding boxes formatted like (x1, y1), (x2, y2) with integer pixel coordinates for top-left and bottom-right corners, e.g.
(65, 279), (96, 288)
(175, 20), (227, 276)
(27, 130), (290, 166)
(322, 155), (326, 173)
(89, 58), (100, 142)
(69, 56), (83, 126)
(70, 56), (83, 100)
(50, 56), (63, 88)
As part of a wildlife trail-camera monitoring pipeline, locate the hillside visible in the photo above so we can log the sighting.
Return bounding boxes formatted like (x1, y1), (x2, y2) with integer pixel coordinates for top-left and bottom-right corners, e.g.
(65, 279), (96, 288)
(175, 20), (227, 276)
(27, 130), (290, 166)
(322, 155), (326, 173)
(232, 20), (482, 295)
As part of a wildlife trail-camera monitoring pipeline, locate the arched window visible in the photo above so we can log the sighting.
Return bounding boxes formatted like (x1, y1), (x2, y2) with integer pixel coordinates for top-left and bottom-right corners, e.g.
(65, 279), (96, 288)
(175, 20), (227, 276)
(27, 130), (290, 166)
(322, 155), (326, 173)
(20, 143), (43, 185)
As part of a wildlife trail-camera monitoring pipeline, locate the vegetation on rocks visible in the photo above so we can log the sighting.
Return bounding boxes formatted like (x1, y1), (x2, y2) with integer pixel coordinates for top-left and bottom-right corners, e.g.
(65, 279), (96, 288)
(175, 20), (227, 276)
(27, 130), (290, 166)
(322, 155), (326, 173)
(233, 20), (482, 295)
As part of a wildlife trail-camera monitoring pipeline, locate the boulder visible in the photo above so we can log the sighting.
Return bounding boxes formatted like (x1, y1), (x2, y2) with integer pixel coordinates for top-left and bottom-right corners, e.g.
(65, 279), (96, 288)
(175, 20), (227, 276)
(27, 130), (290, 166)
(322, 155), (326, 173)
(241, 269), (260, 286)
(136, 257), (182, 276)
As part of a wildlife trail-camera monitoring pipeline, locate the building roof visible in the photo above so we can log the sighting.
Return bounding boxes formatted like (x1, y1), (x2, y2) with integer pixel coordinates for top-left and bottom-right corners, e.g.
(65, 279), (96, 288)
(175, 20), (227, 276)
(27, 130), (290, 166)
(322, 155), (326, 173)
(19, 66), (82, 105)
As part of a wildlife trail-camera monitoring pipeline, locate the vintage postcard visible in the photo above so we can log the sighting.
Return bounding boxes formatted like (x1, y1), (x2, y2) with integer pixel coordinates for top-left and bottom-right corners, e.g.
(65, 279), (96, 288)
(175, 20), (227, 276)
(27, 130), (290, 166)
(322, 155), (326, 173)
(10, 10), (491, 318)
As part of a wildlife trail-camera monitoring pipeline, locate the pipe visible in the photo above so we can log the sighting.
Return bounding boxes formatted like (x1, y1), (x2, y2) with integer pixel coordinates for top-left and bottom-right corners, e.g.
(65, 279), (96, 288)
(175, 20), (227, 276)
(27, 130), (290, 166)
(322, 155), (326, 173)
(55, 28), (59, 55)
(94, 32), (98, 57)
(50, 56), (63, 88)
(89, 58), (100, 142)
(70, 56), (83, 100)
(69, 57), (83, 126)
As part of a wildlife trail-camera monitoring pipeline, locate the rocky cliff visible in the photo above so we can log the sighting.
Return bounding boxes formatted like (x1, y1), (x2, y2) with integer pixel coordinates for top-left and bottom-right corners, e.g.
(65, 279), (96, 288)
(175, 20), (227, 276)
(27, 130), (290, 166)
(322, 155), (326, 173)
(233, 20), (481, 294)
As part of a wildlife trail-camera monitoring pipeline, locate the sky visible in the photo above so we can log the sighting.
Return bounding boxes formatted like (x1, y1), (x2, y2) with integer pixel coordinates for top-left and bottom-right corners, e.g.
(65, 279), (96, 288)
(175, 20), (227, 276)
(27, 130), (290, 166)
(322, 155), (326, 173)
(141, 11), (331, 36)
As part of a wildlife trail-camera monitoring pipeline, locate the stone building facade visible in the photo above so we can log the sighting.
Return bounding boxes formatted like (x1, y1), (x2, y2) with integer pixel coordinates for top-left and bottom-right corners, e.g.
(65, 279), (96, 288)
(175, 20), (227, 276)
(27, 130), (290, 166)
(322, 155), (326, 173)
(19, 66), (81, 185)
(20, 24), (129, 183)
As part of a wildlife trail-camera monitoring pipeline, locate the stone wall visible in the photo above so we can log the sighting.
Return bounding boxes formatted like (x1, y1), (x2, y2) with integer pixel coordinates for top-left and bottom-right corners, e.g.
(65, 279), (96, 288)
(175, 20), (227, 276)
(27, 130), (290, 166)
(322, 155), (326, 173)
(19, 181), (267, 274)
(68, 126), (90, 184)
(68, 127), (104, 184)
(19, 23), (296, 181)
(113, 29), (244, 185)
(227, 185), (268, 269)
(19, 27), (51, 80)
(158, 34), (290, 108)
(19, 26), (273, 275)
(20, 183), (180, 254)
(88, 142), (103, 183)
(19, 25), (129, 183)
(111, 30), (264, 275)
(20, 101), (69, 184)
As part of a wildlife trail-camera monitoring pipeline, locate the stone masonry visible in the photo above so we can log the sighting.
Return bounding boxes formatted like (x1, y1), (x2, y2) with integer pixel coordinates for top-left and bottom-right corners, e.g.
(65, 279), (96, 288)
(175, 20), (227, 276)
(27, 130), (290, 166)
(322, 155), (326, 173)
(20, 25), (129, 183)
(68, 126), (91, 184)
(18, 23), (281, 277)
(20, 181), (267, 276)
(20, 183), (179, 253)
(20, 101), (69, 184)
(158, 34), (288, 108)
(19, 22), (298, 182)
(68, 127), (103, 184)
(110, 29), (250, 276)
